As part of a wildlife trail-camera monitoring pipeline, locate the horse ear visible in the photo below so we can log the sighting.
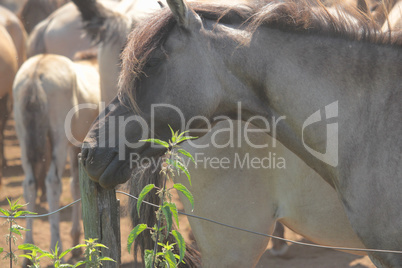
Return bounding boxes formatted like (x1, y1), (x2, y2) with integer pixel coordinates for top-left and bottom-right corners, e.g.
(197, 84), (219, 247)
(166, 0), (200, 28)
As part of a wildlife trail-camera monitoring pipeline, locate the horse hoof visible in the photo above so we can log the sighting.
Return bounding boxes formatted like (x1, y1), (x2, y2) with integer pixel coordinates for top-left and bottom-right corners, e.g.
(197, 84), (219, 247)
(269, 242), (289, 257)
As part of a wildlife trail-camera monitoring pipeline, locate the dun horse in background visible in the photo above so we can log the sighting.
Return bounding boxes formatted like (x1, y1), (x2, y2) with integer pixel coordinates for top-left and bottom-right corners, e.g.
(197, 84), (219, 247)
(0, 24), (18, 189)
(18, 0), (69, 34)
(13, 54), (100, 258)
(27, 2), (105, 59)
(0, 5), (26, 175)
(82, 0), (401, 267)
(0, 5), (27, 67)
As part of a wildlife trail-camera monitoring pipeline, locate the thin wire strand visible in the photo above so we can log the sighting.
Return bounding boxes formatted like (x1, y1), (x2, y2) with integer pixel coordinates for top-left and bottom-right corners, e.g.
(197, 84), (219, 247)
(116, 191), (402, 255)
(3, 191), (402, 255)
(0, 199), (81, 219)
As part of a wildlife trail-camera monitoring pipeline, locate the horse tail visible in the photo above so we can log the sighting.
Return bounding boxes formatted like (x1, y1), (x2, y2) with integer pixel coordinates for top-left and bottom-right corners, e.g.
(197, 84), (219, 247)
(72, 0), (131, 44)
(20, 76), (49, 168)
(71, 0), (109, 43)
(27, 19), (47, 58)
(129, 165), (201, 267)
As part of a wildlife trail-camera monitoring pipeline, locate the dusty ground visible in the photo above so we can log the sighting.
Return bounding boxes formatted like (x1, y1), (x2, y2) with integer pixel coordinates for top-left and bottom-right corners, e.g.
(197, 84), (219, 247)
(0, 116), (375, 267)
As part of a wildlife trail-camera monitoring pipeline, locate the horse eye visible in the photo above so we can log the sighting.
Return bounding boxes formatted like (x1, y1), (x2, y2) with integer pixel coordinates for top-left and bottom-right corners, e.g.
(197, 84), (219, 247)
(145, 58), (161, 69)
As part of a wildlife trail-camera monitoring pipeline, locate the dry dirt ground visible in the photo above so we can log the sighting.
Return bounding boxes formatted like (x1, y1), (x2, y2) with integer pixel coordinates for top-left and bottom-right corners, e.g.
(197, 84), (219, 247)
(0, 116), (376, 267)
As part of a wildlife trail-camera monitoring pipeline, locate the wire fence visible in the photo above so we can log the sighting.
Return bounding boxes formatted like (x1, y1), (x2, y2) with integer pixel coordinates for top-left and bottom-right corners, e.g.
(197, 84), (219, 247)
(1, 191), (402, 255)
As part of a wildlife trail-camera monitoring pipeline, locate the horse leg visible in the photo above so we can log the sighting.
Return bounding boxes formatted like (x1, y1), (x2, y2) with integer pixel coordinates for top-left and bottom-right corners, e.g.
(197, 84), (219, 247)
(269, 222), (289, 256)
(45, 140), (67, 253)
(22, 171), (37, 246)
(38, 140), (51, 203)
(68, 146), (82, 257)
(21, 161), (37, 268)
(0, 94), (9, 186)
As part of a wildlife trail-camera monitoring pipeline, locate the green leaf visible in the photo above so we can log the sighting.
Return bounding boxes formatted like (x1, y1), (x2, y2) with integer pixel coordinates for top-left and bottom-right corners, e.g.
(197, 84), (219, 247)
(14, 211), (37, 218)
(59, 264), (74, 268)
(173, 184), (194, 211)
(161, 205), (173, 233)
(177, 135), (198, 144)
(18, 254), (33, 260)
(171, 230), (186, 264)
(178, 149), (196, 164)
(59, 244), (86, 259)
(41, 252), (54, 259)
(127, 224), (147, 253)
(10, 228), (22, 237)
(18, 243), (43, 252)
(0, 208), (10, 216)
(164, 250), (177, 267)
(165, 203), (179, 229)
(167, 159), (192, 186)
(73, 260), (86, 268)
(168, 125), (177, 144)
(144, 249), (154, 268)
(137, 184), (155, 216)
(12, 204), (26, 211)
(38, 254), (51, 260)
(11, 197), (23, 209)
(177, 131), (189, 140)
(69, 244), (87, 250)
(52, 241), (60, 256)
(93, 243), (108, 248)
(99, 256), (116, 262)
(0, 247), (3, 254)
(140, 139), (169, 148)
(6, 197), (12, 208)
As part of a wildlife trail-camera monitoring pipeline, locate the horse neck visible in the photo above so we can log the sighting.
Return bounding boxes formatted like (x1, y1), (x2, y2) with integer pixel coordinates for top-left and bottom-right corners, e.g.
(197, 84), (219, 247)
(215, 26), (401, 185)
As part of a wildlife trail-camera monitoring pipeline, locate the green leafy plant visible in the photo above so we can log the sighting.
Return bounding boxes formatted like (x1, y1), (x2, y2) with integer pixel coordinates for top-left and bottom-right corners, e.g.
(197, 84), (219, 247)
(0, 197), (36, 268)
(19, 239), (115, 268)
(74, 238), (115, 268)
(128, 126), (196, 267)
(0, 198), (115, 268)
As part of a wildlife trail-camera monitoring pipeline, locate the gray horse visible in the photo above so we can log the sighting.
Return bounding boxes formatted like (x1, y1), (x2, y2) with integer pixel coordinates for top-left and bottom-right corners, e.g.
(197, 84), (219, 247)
(82, 0), (402, 267)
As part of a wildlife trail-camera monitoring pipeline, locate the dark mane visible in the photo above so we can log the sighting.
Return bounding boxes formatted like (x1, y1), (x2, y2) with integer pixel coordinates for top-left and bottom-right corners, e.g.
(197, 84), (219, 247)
(248, 0), (401, 45)
(118, 2), (253, 106)
(119, 0), (401, 105)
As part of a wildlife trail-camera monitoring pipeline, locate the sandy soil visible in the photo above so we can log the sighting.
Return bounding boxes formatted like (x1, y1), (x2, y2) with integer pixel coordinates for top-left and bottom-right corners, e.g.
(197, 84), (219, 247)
(0, 115), (376, 267)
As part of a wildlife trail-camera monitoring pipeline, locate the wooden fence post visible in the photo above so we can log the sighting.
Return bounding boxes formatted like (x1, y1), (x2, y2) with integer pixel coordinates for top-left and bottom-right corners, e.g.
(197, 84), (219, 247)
(79, 156), (121, 267)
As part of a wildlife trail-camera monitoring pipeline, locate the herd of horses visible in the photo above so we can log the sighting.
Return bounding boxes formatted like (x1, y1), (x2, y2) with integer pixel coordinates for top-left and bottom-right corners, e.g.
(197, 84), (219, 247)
(0, 0), (400, 267)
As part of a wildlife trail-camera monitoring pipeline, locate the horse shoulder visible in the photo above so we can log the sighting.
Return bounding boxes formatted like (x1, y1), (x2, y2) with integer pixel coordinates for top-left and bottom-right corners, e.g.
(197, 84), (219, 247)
(0, 6), (27, 67)
(0, 25), (17, 98)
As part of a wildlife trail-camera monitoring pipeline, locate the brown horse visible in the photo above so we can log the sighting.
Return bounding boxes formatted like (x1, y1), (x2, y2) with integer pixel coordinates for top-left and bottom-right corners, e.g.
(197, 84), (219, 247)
(18, 0), (69, 34)
(0, 6), (27, 67)
(0, 5), (26, 173)
(0, 24), (18, 189)
(82, 0), (401, 267)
